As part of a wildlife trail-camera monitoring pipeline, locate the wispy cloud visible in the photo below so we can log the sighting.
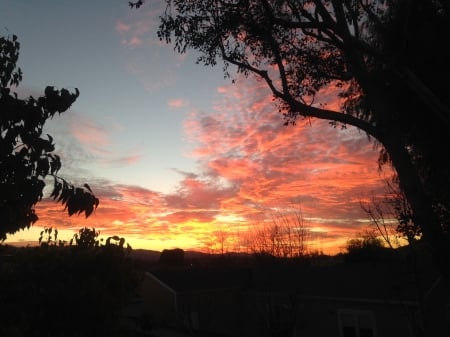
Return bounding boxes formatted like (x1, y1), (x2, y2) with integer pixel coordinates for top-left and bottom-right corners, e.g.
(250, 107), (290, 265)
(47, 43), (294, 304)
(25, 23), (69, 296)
(115, 4), (189, 92)
(115, 21), (130, 35)
(167, 98), (189, 109)
(71, 118), (111, 149)
(115, 7), (160, 49)
(180, 76), (393, 251)
(6, 75), (392, 255)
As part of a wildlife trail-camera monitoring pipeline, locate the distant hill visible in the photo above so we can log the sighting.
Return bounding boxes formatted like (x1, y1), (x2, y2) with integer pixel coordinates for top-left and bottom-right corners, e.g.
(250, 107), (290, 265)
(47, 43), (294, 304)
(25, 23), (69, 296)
(128, 248), (212, 263)
(128, 248), (161, 262)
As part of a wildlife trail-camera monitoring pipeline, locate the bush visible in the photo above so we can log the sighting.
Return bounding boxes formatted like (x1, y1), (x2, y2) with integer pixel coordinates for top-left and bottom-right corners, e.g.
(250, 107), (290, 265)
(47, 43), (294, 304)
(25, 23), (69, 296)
(0, 232), (138, 337)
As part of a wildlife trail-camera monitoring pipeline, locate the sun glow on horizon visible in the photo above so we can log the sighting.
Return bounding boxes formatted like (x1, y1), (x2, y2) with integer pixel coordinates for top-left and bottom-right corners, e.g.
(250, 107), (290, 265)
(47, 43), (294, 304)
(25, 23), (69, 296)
(0, 0), (401, 261)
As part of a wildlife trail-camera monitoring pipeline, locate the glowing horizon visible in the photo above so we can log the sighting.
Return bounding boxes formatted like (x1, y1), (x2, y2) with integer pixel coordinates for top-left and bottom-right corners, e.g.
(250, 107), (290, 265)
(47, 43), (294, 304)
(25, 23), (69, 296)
(5, 79), (394, 256)
(2, 2), (396, 256)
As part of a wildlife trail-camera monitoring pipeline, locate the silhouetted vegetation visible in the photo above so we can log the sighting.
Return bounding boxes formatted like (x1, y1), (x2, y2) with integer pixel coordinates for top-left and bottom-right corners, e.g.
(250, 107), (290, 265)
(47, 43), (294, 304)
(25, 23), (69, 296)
(2, 229), (441, 336)
(360, 179), (422, 249)
(344, 229), (395, 263)
(159, 247), (185, 267)
(0, 34), (98, 241)
(245, 206), (313, 258)
(151, 1), (450, 278)
(0, 228), (138, 337)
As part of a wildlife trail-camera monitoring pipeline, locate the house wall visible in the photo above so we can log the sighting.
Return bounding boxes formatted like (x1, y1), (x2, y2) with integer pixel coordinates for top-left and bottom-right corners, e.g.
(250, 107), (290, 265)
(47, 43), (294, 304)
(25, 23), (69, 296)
(147, 288), (418, 337)
(422, 279), (450, 337)
(296, 298), (415, 337)
(137, 271), (450, 337)
(242, 293), (417, 337)
(176, 289), (249, 337)
(138, 273), (178, 327)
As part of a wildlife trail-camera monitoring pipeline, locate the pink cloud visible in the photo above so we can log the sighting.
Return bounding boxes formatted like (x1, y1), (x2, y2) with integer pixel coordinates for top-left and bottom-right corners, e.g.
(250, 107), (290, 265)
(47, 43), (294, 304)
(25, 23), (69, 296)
(71, 119), (110, 148)
(125, 36), (143, 48)
(181, 76), (395, 252)
(66, 113), (141, 168)
(7, 77), (395, 256)
(115, 6), (162, 49)
(167, 98), (188, 109)
(115, 21), (130, 34)
(116, 5), (189, 92)
(164, 175), (236, 211)
(98, 153), (142, 167)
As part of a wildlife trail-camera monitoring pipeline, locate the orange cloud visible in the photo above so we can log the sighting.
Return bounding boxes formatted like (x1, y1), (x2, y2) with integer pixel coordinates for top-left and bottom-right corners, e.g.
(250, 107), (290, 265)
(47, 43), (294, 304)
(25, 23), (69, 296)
(5, 77), (394, 256)
(181, 76), (394, 252)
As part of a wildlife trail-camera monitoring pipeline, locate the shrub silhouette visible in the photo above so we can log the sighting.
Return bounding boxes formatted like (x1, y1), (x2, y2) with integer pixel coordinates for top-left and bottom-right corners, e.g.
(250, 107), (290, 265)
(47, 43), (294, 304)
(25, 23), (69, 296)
(0, 228), (137, 337)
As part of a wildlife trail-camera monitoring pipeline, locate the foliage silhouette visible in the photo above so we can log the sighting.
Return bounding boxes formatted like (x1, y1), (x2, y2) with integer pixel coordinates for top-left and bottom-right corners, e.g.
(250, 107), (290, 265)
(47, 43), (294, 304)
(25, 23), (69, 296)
(128, 0), (144, 9)
(38, 226), (67, 247)
(71, 226), (102, 248)
(360, 179), (421, 248)
(0, 34), (99, 240)
(151, 1), (450, 277)
(345, 229), (388, 263)
(0, 228), (137, 337)
(159, 247), (185, 266)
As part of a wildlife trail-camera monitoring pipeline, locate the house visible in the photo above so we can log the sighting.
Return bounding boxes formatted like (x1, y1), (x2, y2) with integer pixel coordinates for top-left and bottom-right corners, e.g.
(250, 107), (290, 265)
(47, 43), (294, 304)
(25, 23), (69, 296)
(137, 254), (450, 337)
(138, 267), (251, 335)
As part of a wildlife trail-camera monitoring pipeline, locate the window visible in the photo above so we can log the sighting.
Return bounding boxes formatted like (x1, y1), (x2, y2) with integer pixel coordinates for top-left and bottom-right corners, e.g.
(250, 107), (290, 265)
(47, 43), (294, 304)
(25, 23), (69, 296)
(338, 309), (376, 337)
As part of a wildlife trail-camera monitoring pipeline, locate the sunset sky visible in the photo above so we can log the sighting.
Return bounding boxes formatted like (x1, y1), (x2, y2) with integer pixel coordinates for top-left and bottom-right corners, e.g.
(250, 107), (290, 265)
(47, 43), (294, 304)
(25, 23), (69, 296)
(1, 1), (394, 254)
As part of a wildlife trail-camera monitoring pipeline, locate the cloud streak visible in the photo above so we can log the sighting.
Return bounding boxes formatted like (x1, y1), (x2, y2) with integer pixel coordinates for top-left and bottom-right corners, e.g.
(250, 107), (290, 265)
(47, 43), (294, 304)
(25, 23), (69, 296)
(181, 77), (392, 249)
(115, 3), (188, 93)
(7, 75), (393, 255)
(4, 5), (394, 255)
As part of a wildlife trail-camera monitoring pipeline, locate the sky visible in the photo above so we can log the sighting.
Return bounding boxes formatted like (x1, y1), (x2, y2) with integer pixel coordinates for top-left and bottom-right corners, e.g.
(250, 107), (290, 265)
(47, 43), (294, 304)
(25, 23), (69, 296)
(1, 0), (394, 255)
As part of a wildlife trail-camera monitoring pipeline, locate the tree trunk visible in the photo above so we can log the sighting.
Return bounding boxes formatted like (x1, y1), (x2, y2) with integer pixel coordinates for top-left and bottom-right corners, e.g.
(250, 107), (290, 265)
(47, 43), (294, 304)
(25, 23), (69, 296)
(381, 129), (450, 280)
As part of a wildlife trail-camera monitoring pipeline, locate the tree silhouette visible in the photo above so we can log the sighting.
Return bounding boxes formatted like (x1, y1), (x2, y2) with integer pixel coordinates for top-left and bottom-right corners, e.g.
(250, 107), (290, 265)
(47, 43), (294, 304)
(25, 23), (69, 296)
(152, 1), (450, 277)
(159, 248), (185, 266)
(128, 0), (144, 9)
(0, 234), (137, 337)
(345, 229), (387, 263)
(0, 34), (99, 240)
(360, 179), (421, 248)
(246, 206), (311, 258)
(71, 226), (101, 249)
